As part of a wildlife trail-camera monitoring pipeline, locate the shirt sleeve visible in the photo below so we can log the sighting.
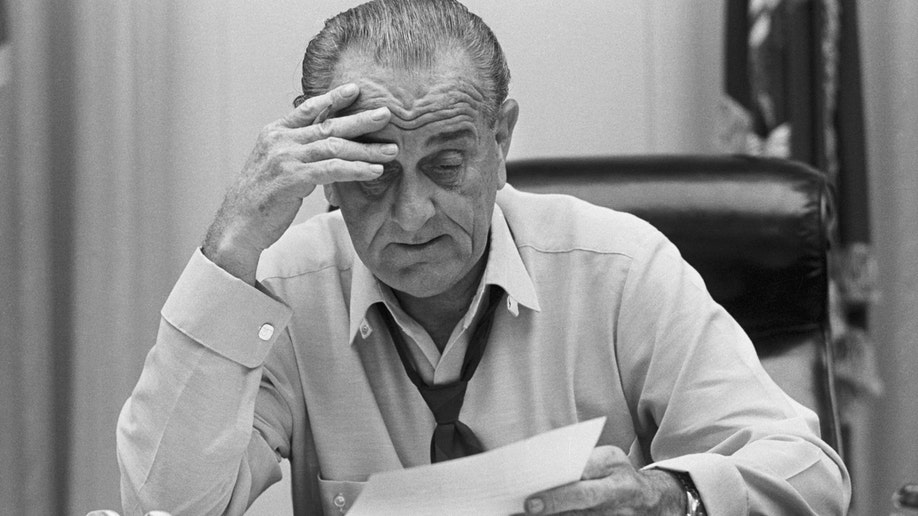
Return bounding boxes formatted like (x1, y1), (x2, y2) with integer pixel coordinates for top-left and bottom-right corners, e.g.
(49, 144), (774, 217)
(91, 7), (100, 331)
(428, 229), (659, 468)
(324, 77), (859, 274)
(615, 229), (851, 515)
(116, 249), (295, 516)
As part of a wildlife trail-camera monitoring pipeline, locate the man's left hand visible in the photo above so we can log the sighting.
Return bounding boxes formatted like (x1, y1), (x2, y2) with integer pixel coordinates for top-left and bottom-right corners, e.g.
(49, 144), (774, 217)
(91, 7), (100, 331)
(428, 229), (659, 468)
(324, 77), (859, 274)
(522, 446), (685, 515)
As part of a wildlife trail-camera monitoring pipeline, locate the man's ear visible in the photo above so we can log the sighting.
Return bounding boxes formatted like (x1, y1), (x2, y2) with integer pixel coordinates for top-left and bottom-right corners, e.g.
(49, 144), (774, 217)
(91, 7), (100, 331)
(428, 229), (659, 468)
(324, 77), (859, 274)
(324, 183), (340, 208)
(494, 99), (519, 188)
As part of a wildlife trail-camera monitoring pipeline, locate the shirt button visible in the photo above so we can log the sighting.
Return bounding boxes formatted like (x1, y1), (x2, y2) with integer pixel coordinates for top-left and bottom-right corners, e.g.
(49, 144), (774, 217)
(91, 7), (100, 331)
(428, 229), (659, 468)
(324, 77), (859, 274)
(359, 321), (373, 339)
(333, 493), (347, 511)
(258, 323), (275, 341)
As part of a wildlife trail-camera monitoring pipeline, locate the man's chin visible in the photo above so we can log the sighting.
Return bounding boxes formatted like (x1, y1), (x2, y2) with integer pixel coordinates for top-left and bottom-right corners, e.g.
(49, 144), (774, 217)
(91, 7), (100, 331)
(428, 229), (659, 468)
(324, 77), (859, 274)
(378, 265), (459, 300)
(385, 277), (454, 300)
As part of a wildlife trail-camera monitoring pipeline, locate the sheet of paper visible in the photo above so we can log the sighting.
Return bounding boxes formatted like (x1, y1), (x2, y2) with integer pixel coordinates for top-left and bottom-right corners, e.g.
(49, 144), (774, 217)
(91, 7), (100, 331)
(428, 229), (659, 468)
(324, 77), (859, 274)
(347, 417), (606, 516)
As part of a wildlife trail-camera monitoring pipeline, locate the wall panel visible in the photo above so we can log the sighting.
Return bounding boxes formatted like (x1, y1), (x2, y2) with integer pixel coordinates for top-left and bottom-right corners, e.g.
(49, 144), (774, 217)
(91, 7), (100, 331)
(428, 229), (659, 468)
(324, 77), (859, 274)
(860, 1), (918, 513)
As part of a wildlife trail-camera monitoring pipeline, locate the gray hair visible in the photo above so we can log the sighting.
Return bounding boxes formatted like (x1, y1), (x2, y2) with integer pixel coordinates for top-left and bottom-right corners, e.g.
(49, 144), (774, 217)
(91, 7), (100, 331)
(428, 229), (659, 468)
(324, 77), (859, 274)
(293, 0), (510, 124)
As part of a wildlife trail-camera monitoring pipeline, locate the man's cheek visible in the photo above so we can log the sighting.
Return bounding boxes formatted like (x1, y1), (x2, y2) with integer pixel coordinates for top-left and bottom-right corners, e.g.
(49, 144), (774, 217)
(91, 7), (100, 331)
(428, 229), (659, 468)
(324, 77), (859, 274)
(435, 192), (477, 238)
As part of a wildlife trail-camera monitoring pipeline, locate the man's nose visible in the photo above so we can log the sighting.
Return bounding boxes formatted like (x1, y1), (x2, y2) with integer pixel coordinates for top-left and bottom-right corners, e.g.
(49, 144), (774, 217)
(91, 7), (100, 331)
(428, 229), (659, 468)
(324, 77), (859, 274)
(392, 172), (436, 233)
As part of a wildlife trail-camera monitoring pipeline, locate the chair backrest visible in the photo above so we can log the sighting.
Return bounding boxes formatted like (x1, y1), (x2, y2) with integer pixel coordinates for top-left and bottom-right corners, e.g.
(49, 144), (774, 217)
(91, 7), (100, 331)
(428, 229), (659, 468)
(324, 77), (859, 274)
(506, 154), (842, 453)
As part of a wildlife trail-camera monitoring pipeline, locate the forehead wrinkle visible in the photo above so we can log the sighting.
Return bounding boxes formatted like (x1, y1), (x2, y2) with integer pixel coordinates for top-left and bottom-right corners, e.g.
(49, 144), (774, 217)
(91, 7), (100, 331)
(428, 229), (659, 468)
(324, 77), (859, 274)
(409, 79), (488, 116)
(387, 107), (476, 131)
(363, 116), (479, 148)
(354, 85), (485, 119)
(338, 65), (490, 117)
(446, 75), (488, 104)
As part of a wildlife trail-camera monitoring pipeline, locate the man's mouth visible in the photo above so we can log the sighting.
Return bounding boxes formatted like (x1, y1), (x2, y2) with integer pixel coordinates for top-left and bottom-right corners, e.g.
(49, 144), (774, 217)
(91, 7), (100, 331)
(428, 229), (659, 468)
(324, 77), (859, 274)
(396, 235), (445, 252)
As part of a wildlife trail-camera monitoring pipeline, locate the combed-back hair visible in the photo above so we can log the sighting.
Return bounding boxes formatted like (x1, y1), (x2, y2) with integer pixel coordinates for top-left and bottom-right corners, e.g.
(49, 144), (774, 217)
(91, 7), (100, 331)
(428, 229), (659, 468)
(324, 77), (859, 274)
(293, 0), (510, 124)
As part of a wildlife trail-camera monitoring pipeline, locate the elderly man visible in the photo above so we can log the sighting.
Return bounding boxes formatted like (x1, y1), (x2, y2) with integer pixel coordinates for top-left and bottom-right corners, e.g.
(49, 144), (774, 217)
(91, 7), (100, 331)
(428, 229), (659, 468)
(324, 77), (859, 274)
(117, 0), (850, 514)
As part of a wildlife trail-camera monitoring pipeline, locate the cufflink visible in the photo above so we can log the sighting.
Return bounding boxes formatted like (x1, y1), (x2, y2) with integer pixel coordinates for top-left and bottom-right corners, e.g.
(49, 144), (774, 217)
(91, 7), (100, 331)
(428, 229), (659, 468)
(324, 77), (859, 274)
(258, 323), (275, 341)
(333, 492), (347, 513)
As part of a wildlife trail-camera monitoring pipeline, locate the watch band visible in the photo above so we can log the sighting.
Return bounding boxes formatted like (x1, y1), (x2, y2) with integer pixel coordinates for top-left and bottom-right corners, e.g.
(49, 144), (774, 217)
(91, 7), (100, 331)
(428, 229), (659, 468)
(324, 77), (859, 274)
(669, 471), (707, 516)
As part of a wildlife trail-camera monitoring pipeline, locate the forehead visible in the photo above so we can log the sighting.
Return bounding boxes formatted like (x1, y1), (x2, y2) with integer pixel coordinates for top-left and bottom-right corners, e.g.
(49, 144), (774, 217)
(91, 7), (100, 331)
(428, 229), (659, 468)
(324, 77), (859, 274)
(329, 48), (490, 132)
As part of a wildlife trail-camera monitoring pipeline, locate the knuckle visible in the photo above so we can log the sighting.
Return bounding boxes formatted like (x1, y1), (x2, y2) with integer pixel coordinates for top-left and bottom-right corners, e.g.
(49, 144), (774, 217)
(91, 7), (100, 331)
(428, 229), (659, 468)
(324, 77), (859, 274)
(311, 159), (338, 183)
(265, 149), (287, 169)
(595, 445), (622, 461)
(599, 448), (624, 470)
(326, 158), (349, 174)
(583, 446), (622, 480)
(293, 140), (318, 162)
(301, 95), (320, 109)
(259, 126), (285, 147)
(276, 158), (298, 176)
(314, 119), (334, 138)
(297, 146), (317, 165)
(607, 446), (627, 460)
(258, 124), (278, 140)
(291, 96), (317, 117)
(324, 137), (345, 156)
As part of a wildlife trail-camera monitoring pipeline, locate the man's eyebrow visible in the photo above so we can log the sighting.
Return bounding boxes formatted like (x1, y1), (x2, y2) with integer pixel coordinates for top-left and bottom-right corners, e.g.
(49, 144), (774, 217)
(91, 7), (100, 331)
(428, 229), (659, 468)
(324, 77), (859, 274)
(425, 128), (477, 147)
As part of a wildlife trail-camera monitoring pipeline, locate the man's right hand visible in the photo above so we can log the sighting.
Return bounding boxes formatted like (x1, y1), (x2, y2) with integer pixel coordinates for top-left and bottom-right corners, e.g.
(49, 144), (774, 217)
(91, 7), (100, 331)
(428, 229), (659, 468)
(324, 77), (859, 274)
(202, 83), (396, 284)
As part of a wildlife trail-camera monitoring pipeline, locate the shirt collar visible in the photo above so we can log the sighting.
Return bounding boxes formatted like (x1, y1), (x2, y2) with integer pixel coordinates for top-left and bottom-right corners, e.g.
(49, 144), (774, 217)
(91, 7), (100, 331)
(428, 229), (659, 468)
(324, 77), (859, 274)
(346, 202), (541, 345)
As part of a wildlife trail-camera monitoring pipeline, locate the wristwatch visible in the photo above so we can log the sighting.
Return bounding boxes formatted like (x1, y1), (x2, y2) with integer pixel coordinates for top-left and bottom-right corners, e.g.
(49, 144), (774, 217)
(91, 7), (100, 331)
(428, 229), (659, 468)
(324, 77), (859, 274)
(668, 471), (707, 516)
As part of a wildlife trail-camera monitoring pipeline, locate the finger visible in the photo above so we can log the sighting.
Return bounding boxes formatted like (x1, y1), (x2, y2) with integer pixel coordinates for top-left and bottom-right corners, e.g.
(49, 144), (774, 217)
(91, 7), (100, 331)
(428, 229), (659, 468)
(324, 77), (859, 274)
(280, 83), (360, 128)
(581, 446), (629, 480)
(525, 478), (617, 515)
(292, 137), (398, 165)
(294, 159), (384, 187)
(290, 106), (392, 142)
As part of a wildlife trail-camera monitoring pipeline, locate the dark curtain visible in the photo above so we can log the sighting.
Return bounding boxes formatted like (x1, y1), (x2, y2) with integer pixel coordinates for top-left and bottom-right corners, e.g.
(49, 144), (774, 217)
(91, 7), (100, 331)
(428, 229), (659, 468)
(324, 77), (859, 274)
(719, 0), (880, 494)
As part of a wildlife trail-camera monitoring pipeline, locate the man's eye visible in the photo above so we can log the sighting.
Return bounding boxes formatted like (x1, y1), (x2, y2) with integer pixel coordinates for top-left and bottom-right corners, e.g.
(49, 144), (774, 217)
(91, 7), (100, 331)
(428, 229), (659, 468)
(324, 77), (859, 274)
(435, 162), (463, 171)
(426, 155), (465, 183)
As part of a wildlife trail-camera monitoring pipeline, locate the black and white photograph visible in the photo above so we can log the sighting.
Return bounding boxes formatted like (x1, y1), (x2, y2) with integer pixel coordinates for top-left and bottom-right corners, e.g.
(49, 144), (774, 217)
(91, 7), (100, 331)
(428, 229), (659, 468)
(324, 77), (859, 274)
(1, 1), (915, 515)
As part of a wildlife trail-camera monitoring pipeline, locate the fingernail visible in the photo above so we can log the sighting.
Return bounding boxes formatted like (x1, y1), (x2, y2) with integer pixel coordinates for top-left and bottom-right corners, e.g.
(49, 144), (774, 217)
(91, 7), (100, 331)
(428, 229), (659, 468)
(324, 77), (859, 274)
(370, 164), (384, 175)
(341, 83), (358, 96)
(525, 498), (544, 514)
(381, 144), (398, 155)
(370, 107), (390, 120)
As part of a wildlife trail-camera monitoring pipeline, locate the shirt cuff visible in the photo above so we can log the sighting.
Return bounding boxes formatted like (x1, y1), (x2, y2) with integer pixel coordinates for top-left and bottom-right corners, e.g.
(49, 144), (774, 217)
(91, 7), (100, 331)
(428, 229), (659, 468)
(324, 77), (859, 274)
(161, 248), (293, 368)
(644, 453), (747, 515)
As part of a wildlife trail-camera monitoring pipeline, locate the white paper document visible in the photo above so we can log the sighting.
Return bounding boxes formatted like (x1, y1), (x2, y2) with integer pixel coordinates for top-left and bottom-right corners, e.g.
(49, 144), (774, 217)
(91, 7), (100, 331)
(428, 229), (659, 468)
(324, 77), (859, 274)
(347, 417), (606, 516)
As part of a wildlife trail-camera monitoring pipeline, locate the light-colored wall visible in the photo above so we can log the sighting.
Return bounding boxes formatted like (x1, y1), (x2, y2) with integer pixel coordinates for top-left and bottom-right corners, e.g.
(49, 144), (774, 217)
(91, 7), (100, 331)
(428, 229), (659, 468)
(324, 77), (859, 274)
(858, 2), (918, 514)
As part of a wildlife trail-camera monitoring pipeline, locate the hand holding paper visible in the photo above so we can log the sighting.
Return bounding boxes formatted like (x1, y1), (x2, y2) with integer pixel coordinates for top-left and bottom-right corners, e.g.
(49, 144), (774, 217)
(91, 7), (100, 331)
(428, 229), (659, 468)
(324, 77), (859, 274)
(347, 417), (606, 516)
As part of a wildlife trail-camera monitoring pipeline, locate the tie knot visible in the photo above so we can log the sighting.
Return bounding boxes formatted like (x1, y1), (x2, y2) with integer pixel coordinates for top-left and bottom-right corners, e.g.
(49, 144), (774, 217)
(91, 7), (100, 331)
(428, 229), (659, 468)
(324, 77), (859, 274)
(418, 381), (468, 424)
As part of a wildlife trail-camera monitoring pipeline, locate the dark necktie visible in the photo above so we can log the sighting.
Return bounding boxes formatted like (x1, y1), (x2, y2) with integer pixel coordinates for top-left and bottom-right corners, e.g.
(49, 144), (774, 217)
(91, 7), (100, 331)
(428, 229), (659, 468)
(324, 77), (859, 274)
(378, 286), (505, 463)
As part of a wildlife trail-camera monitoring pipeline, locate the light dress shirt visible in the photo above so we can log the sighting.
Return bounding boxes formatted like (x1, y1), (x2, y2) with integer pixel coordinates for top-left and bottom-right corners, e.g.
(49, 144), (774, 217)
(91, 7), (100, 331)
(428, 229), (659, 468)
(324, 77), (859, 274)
(117, 185), (850, 516)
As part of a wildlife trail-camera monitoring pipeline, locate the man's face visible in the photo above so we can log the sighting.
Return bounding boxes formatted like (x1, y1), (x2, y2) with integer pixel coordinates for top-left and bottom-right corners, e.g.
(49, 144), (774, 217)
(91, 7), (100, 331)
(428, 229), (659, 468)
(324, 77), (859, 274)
(326, 50), (517, 299)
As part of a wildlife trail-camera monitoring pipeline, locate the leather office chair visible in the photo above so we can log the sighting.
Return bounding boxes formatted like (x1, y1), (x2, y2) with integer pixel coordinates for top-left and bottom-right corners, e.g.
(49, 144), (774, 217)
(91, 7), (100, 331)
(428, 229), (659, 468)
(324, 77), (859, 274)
(506, 154), (843, 455)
